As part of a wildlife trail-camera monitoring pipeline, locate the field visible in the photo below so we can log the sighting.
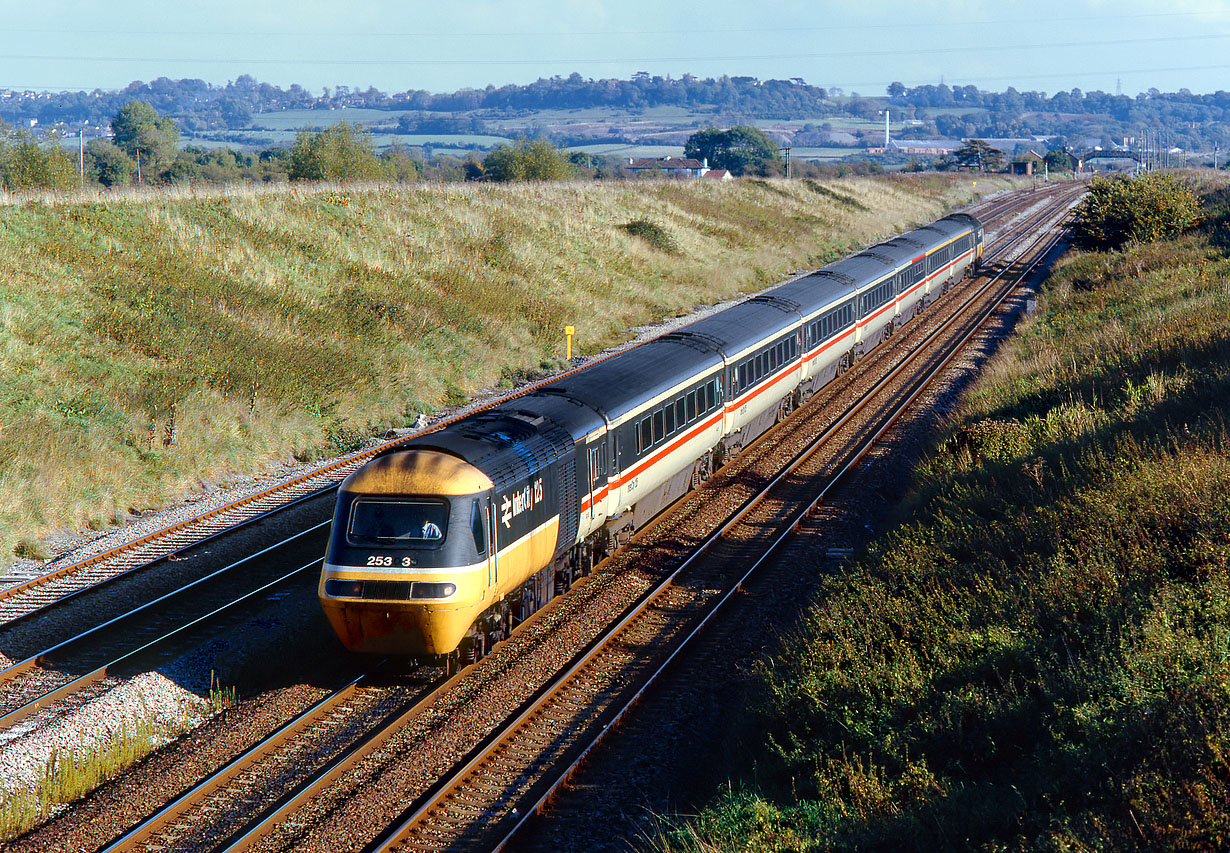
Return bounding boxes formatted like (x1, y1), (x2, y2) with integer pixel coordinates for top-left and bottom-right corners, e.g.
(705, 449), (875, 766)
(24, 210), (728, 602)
(252, 108), (406, 130)
(0, 173), (1015, 564)
(667, 173), (1230, 851)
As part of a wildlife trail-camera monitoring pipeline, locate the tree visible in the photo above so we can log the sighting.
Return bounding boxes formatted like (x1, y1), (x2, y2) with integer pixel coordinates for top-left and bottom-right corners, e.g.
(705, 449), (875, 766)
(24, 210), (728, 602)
(481, 138), (573, 182)
(887, 81), (906, 99)
(380, 142), (419, 182)
(86, 138), (135, 186)
(1072, 173), (1200, 250)
(111, 100), (180, 181)
(1, 134), (77, 191)
(684, 125), (778, 175)
(953, 139), (1006, 171)
(219, 97), (253, 130)
(1044, 149), (1074, 174)
(287, 122), (384, 181)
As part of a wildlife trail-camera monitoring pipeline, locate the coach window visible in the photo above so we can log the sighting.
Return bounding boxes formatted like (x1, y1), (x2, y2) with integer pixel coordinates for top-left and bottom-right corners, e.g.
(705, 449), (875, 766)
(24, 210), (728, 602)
(653, 410), (664, 444)
(686, 391), (697, 421)
(738, 363), (747, 392)
(675, 398), (686, 426)
(664, 402), (675, 435)
(639, 417), (652, 452)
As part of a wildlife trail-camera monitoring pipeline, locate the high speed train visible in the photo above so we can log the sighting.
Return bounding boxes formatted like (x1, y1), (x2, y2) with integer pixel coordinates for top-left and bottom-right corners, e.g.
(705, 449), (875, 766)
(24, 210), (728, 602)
(319, 211), (983, 661)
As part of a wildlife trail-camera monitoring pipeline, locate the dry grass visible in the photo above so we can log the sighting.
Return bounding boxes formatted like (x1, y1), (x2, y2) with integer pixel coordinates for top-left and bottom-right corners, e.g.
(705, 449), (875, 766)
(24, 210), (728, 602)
(0, 173), (1016, 560)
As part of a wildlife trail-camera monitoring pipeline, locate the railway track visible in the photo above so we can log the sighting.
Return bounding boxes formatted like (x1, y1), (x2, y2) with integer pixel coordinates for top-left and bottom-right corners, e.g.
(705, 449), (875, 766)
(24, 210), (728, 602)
(65, 184), (1081, 853)
(0, 524), (329, 737)
(0, 184), (1065, 630)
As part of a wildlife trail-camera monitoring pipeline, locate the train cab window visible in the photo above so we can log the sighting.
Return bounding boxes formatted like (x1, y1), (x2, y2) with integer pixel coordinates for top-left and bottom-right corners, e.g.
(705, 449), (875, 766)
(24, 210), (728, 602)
(653, 410), (664, 443)
(664, 403), (675, 435)
(639, 417), (652, 453)
(349, 499), (449, 547)
(470, 499), (486, 557)
(686, 391), (697, 422)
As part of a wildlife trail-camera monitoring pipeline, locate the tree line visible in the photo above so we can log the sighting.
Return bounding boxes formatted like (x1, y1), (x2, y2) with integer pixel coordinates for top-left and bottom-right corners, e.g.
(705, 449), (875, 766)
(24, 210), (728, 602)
(1, 98), (802, 192)
(7, 73), (1229, 153)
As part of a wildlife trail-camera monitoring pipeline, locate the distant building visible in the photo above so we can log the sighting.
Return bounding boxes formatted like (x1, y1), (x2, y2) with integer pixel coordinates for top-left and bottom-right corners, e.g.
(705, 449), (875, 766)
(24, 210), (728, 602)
(701, 168), (733, 180)
(881, 138), (960, 155)
(627, 156), (709, 178)
(1011, 151), (1045, 175)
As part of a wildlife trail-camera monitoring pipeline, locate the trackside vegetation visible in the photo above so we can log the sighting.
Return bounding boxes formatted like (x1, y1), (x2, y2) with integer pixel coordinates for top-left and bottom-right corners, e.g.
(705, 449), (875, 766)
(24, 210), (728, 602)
(0, 174), (1013, 562)
(666, 174), (1230, 851)
(1073, 172), (1201, 250)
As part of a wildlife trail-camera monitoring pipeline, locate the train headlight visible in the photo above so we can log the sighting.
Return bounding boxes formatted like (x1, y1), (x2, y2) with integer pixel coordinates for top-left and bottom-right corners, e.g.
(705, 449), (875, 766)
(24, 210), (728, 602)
(324, 579), (365, 598)
(412, 582), (457, 599)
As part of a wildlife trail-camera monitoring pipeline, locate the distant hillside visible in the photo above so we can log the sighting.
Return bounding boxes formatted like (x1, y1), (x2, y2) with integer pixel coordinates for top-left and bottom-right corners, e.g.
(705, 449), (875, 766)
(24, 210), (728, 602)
(4, 74), (1228, 156)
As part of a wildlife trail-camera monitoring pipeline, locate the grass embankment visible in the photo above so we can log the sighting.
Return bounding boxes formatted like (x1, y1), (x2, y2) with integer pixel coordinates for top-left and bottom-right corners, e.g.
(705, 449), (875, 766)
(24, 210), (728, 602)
(671, 177), (1230, 850)
(0, 174), (1012, 561)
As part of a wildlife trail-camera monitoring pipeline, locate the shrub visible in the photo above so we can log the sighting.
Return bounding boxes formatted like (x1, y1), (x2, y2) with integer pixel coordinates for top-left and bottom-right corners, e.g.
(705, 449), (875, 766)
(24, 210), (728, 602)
(619, 219), (679, 253)
(482, 138), (574, 182)
(1073, 172), (1200, 250)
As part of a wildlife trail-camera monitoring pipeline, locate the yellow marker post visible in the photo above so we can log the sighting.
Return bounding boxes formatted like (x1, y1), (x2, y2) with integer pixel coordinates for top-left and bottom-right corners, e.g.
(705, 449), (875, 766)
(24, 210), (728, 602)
(565, 326), (575, 360)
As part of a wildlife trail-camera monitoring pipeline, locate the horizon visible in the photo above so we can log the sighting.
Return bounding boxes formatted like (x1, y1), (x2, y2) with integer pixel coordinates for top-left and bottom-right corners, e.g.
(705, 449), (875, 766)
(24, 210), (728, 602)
(2, 71), (1228, 102)
(1, 0), (1228, 99)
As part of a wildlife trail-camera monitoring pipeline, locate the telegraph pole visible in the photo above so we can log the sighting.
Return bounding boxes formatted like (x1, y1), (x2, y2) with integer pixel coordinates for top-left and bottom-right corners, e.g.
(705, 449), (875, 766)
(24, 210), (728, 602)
(79, 128), (84, 187)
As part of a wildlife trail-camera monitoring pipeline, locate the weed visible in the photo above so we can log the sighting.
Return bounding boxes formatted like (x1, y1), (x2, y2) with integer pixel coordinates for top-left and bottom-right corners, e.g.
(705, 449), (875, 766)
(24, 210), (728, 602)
(0, 708), (200, 842)
(209, 670), (238, 713)
(12, 537), (46, 560)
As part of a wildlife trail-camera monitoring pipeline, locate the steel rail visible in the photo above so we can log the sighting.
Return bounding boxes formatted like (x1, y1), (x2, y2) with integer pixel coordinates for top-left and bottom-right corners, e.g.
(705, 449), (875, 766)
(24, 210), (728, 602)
(0, 546), (324, 734)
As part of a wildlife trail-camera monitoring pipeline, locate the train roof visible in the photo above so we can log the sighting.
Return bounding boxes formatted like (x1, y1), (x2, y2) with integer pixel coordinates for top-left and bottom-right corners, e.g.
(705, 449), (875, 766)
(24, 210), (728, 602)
(823, 251), (896, 285)
(900, 213), (981, 252)
(536, 336), (723, 423)
(672, 298), (800, 355)
(400, 405), (578, 490)
(768, 270), (858, 313)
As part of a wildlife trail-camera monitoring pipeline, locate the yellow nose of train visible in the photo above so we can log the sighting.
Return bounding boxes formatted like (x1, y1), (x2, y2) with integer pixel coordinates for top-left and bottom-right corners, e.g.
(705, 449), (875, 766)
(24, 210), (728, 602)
(319, 449), (495, 657)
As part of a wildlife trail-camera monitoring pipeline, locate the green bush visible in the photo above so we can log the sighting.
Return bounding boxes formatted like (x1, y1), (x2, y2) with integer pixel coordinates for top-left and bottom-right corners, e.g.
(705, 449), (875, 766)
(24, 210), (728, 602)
(1073, 172), (1200, 249)
(288, 122), (385, 182)
(619, 219), (679, 253)
(481, 137), (574, 182)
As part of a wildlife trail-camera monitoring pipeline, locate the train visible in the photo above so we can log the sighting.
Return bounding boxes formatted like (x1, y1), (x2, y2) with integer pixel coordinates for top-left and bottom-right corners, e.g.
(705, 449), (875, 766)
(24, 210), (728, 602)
(319, 210), (984, 661)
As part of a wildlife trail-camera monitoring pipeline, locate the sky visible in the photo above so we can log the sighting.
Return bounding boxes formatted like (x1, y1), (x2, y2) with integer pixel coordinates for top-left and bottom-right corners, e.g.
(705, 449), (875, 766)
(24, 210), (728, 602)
(1, 0), (1228, 98)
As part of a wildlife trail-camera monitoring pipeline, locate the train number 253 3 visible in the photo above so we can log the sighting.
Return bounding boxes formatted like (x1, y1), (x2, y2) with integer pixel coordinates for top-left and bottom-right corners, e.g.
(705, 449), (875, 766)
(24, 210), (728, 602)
(366, 555), (413, 567)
